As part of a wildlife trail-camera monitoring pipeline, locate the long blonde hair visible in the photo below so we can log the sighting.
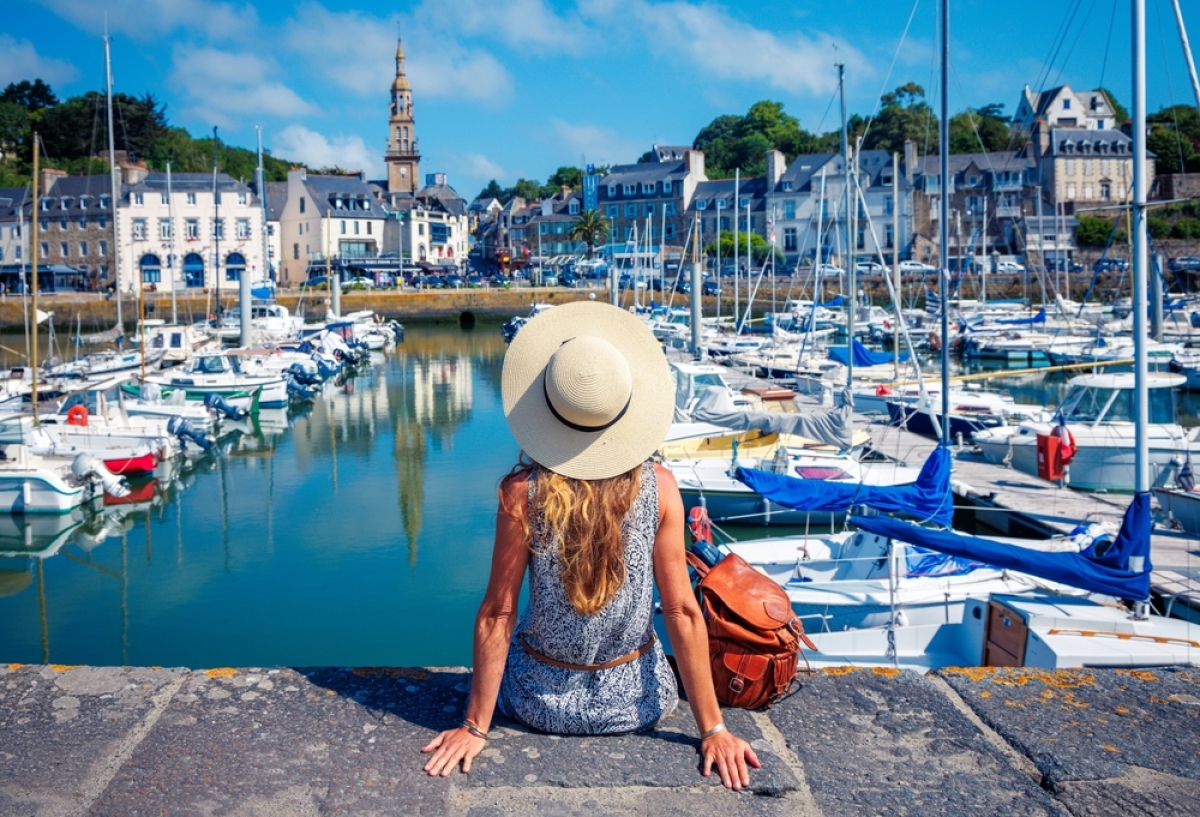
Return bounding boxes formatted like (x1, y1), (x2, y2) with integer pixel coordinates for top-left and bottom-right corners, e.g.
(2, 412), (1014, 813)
(501, 457), (642, 617)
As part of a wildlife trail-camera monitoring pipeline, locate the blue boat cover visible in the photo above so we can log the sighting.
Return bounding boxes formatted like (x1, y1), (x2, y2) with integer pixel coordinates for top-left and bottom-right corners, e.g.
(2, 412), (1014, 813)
(996, 308), (1046, 325)
(827, 339), (910, 367)
(736, 446), (953, 527)
(251, 287), (273, 300)
(818, 295), (844, 307)
(848, 492), (1152, 601)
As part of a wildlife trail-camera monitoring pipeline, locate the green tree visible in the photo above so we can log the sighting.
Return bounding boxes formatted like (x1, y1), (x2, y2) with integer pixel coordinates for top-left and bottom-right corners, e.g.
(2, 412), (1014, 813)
(948, 105), (1012, 153)
(1172, 219), (1200, 239)
(547, 166), (581, 190)
(1148, 216), (1171, 240)
(692, 103), (821, 178)
(1076, 215), (1122, 247)
(1095, 88), (1129, 125)
(704, 230), (781, 263)
(568, 210), (609, 259)
(477, 180), (504, 201)
(0, 101), (30, 158)
(0, 79), (58, 112)
(862, 83), (938, 155)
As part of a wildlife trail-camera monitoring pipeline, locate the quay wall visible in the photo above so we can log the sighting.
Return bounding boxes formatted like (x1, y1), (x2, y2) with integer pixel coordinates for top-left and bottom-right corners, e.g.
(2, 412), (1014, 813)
(3, 661), (1199, 815)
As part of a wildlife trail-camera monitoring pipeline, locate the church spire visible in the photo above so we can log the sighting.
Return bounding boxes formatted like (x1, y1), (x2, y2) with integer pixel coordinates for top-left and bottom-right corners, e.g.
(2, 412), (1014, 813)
(386, 37), (419, 194)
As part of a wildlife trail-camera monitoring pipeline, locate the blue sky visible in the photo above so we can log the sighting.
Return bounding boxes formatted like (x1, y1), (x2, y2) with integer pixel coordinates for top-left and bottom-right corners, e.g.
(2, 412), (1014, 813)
(4, 0), (1197, 199)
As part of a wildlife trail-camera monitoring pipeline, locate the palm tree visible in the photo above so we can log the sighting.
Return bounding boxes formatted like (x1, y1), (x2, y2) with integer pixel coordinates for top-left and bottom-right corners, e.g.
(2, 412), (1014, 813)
(569, 209), (609, 259)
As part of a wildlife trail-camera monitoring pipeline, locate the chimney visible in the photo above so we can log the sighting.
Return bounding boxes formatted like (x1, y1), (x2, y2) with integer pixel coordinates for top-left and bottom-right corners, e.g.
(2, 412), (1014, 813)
(903, 140), (916, 184)
(40, 167), (67, 194)
(765, 149), (786, 187)
(560, 185), (571, 199)
(121, 164), (149, 185)
(1032, 118), (1051, 159)
(684, 149), (706, 181)
(541, 199), (552, 216)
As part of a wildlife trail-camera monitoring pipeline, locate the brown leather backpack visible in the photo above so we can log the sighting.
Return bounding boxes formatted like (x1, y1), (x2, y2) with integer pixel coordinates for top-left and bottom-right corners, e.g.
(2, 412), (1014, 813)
(686, 551), (816, 709)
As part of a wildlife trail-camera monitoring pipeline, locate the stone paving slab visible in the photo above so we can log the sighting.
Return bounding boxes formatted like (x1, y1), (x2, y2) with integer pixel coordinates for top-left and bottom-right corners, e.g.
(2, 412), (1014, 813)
(937, 666), (1200, 816)
(0, 664), (184, 817)
(767, 667), (1067, 817)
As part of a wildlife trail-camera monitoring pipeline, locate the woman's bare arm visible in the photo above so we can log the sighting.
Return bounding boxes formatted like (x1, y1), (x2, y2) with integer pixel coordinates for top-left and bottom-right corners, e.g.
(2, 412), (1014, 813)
(651, 465), (759, 790)
(422, 473), (530, 776)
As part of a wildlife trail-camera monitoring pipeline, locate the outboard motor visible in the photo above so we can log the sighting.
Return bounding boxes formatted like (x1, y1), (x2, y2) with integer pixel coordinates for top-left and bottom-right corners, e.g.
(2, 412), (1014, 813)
(287, 363), (321, 387)
(168, 415), (215, 452)
(286, 377), (315, 401)
(71, 453), (130, 498)
(203, 392), (247, 421)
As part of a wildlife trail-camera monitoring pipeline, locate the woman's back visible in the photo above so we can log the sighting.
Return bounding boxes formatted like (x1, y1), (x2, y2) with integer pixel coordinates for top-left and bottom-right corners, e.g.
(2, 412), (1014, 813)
(499, 462), (678, 735)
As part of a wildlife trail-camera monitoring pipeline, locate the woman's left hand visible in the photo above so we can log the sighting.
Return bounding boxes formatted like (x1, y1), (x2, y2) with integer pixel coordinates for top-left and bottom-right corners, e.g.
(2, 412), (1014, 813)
(421, 727), (487, 776)
(701, 729), (761, 791)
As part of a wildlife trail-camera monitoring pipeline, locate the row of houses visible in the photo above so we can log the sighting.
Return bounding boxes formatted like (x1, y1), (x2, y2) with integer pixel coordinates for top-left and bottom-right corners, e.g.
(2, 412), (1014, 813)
(0, 158), (469, 293)
(473, 83), (1154, 271)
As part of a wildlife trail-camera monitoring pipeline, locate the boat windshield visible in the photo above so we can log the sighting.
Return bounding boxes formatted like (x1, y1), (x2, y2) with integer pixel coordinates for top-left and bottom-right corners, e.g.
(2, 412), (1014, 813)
(0, 417), (24, 445)
(1060, 386), (1111, 423)
(193, 356), (232, 375)
(1061, 384), (1177, 425)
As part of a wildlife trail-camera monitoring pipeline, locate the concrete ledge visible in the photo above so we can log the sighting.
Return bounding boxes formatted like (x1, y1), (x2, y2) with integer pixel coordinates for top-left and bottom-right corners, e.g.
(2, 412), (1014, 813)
(3, 664), (1199, 816)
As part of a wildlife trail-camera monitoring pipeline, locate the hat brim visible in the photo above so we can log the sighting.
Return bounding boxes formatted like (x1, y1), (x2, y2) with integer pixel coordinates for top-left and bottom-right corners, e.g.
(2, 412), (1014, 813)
(501, 301), (673, 480)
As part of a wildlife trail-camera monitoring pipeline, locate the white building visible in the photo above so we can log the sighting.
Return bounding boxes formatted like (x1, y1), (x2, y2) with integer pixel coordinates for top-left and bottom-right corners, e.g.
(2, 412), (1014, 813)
(0, 187), (29, 272)
(279, 168), (390, 285)
(1012, 84), (1118, 134)
(118, 172), (266, 294)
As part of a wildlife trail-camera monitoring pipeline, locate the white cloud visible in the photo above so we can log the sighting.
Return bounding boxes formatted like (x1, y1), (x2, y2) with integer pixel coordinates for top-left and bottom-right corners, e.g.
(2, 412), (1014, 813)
(272, 125), (383, 178)
(412, 0), (585, 51)
(459, 152), (508, 182)
(170, 45), (318, 128)
(587, 0), (867, 95)
(282, 3), (514, 105)
(0, 35), (79, 87)
(36, 0), (258, 41)
(549, 119), (645, 167)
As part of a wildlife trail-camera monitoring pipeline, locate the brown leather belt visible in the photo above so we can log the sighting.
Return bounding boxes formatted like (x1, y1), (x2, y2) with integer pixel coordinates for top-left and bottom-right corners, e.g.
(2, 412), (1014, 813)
(518, 633), (656, 672)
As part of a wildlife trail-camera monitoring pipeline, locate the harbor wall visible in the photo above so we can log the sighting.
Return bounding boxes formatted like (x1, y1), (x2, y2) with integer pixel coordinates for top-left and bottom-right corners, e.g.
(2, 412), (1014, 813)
(4, 662), (1197, 816)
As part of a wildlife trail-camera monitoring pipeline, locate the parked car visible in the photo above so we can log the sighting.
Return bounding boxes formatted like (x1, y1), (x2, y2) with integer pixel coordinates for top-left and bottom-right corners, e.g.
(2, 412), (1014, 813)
(1093, 258), (1129, 273)
(541, 272), (559, 287)
(341, 276), (375, 290)
(300, 275), (330, 290)
(443, 273), (464, 288)
(465, 274), (484, 288)
(1169, 256), (1200, 272)
(1045, 258), (1083, 272)
(898, 260), (936, 273)
(815, 264), (845, 277)
(995, 261), (1025, 273)
(489, 273), (511, 287)
(701, 280), (722, 297)
(855, 261), (885, 275)
(559, 270), (580, 288)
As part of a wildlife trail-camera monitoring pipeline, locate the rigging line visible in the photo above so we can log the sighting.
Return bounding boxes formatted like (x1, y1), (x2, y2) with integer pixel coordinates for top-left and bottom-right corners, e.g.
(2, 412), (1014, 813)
(1036, 0), (1086, 94)
(1049, 0), (1102, 92)
(1153, 0), (1188, 176)
(813, 85), (841, 139)
(922, 0), (938, 159)
(858, 0), (924, 148)
(1098, 0), (1119, 89)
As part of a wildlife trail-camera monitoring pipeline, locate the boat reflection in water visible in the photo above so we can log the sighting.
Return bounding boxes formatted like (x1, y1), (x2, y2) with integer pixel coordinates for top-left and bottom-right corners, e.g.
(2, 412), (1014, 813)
(0, 327), (516, 669)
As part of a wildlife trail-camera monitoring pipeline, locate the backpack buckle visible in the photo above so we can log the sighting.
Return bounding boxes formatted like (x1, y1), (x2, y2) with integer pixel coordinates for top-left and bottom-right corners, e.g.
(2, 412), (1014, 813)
(729, 677), (745, 694)
(786, 618), (804, 636)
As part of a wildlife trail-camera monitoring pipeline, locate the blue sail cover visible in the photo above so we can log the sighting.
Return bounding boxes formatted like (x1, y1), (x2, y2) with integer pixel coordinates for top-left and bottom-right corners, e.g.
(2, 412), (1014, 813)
(736, 446), (953, 528)
(818, 295), (844, 307)
(996, 308), (1046, 326)
(827, 339), (910, 367)
(848, 492), (1153, 601)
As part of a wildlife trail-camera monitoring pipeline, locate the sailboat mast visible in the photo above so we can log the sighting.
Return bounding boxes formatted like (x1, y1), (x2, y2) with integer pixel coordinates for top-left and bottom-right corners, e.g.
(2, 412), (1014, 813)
(1132, 0), (1149, 495)
(166, 162), (177, 324)
(104, 33), (123, 345)
(258, 126), (271, 303)
(30, 134), (39, 425)
(212, 128), (221, 329)
(839, 63), (855, 389)
(733, 169), (740, 329)
(1170, 0), (1200, 108)
(937, 0), (951, 443)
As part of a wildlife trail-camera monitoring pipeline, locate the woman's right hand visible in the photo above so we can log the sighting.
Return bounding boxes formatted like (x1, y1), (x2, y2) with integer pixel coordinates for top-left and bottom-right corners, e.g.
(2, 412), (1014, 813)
(421, 727), (487, 776)
(701, 729), (761, 791)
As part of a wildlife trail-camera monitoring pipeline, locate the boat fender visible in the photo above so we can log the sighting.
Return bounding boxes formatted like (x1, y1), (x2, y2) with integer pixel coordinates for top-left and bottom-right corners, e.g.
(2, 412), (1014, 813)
(876, 384), (892, 397)
(202, 392), (247, 421)
(167, 416), (215, 452)
(70, 453), (130, 498)
(66, 405), (89, 426)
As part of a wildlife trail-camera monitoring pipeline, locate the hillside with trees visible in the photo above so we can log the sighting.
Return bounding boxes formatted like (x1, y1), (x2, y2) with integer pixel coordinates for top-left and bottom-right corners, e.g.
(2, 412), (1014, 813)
(0, 78), (300, 188)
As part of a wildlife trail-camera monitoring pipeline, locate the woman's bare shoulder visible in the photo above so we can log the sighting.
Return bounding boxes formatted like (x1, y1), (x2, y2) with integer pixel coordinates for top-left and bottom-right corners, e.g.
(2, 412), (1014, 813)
(652, 462), (678, 489)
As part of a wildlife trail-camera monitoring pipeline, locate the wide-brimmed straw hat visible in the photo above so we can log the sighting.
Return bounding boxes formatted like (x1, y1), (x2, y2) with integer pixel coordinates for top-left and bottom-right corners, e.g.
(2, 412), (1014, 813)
(501, 301), (673, 480)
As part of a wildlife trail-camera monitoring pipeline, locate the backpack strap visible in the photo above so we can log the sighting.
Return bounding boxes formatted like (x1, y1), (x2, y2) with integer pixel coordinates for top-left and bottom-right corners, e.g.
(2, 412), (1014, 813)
(685, 550), (711, 578)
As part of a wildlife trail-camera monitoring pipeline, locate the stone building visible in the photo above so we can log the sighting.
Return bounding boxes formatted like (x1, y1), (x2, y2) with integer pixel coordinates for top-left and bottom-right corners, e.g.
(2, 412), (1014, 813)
(1012, 84), (1119, 134)
(1026, 121), (1148, 210)
(598, 148), (708, 247)
(34, 169), (115, 289)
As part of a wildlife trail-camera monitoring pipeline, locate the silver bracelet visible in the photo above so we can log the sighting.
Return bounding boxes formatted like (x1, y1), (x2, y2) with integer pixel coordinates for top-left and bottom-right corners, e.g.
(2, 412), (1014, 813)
(701, 722), (726, 739)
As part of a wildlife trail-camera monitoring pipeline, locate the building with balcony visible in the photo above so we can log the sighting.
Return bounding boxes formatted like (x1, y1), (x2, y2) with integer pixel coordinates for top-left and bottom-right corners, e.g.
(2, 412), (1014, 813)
(598, 148), (708, 248)
(279, 168), (388, 285)
(383, 173), (469, 266)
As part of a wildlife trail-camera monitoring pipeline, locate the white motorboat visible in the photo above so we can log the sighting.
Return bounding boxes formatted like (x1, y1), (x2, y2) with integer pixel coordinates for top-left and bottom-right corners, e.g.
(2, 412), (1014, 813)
(0, 444), (127, 513)
(45, 347), (165, 380)
(217, 303), (305, 343)
(144, 353), (288, 407)
(973, 372), (1194, 492)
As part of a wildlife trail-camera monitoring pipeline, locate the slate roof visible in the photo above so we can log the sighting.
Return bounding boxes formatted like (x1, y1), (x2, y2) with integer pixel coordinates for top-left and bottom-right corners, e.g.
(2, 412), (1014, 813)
(776, 150), (910, 193)
(688, 178), (768, 213)
(0, 187), (31, 220)
(599, 160), (689, 188)
(1046, 128), (1141, 157)
(265, 182), (287, 221)
(649, 145), (691, 162)
(125, 173), (253, 198)
(913, 152), (1036, 180)
(41, 175), (117, 216)
(417, 182), (467, 217)
(301, 175), (387, 219)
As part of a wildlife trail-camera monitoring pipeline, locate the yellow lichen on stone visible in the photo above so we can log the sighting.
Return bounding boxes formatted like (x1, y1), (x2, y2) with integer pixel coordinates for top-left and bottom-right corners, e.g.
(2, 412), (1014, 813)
(821, 666), (860, 676)
(871, 667), (900, 678)
(1115, 705), (1130, 715)
(1115, 669), (1158, 682)
(1004, 699), (1026, 708)
(205, 667), (238, 678)
(980, 691), (992, 698)
(49, 665), (79, 673)
(942, 667), (999, 681)
(7, 663), (24, 670)
(1104, 744), (1120, 752)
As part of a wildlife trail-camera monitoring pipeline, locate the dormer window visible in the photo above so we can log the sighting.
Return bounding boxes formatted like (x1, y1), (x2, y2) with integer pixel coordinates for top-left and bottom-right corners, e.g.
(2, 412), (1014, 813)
(739, 197), (749, 208)
(607, 184), (616, 197)
(60, 198), (69, 210)
(1082, 142), (1092, 154)
(641, 183), (653, 194)
(716, 198), (726, 209)
(696, 200), (708, 211)
(623, 184), (635, 195)
(782, 181), (794, 191)
(363, 199), (370, 210)
(569, 200), (580, 215)
(662, 180), (672, 194)
(40, 198), (51, 211)
(79, 195), (89, 208)
(99, 195), (109, 209)
(1063, 142), (1075, 154)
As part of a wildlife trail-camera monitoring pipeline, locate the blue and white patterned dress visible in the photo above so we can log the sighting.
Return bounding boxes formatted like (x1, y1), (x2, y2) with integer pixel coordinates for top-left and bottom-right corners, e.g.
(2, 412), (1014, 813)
(497, 462), (679, 734)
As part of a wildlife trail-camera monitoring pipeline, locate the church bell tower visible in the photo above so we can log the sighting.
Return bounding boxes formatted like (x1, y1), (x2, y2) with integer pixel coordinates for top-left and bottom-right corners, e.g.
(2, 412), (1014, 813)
(385, 38), (420, 194)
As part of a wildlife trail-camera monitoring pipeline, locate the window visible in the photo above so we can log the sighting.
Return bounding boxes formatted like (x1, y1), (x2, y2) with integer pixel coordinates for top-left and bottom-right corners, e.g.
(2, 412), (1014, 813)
(59, 198), (69, 210)
(185, 219), (199, 240)
(214, 192), (221, 205)
(353, 221), (359, 235)
(213, 218), (224, 239)
(606, 204), (619, 218)
(1101, 182), (1111, 199)
(784, 200), (795, 219)
(607, 184), (616, 197)
(77, 217), (86, 229)
(1065, 159), (1076, 176)
(968, 175), (978, 186)
(418, 224), (424, 236)
(1063, 98), (1071, 109)
(784, 227), (797, 251)
(856, 226), (865, 249)
(133, 192), (144, 206)
(621, 184), (635, 195)
(886, 224), (895, 248)
(553, 222), (565, 235)
(160, 219), (172, 239)
(40, 241), (49, 256)
(1083, 160), (1093, 176)
(696, 200), (707, 211)
(569, 200), (580, 215)
(367, 221), (372, 235)
(665, 223), (675, 239)
(13, 246), (19, 260)
(715, 198), (726, 209)
(662, 180), (672, 194)
(645, 203), (654, 216)
(539, 223), (549, 235)
(132, 218), (147, 240)
(719, 217), (730, 231)
(641, 183), (654, 194)
(1084, 183), (1094, 199)
(99, 240), (107, 256)
(237, 218), (250, 239)
(664, 202), (675, 216)
(58, 219), (66, 230)
(625, 203), (636, 217)
(268, 224), (275, 236)
(782, 181), (793, 192)
(1066, 183), (1077, 199)
(362, 199), (370, 211)
(340, 220), (347, 235)
(60, 242), (69, 256)
(334, 198), (344, 210)
(39, 219), (48, 232)
(98, 218), (107, 230)
(293, 243), (300, 260)
(238, 192), (248, 205)
(186, 192), (197, 205)
(99, 195), (109, 210)
(885, 195), (894, 215)
(299, 197), (305, 213)
(161, 192), (169, 205)
(1101, 159), (1111, 175)
(739, 197), (749, 208)
(80, 240), (88, 256)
